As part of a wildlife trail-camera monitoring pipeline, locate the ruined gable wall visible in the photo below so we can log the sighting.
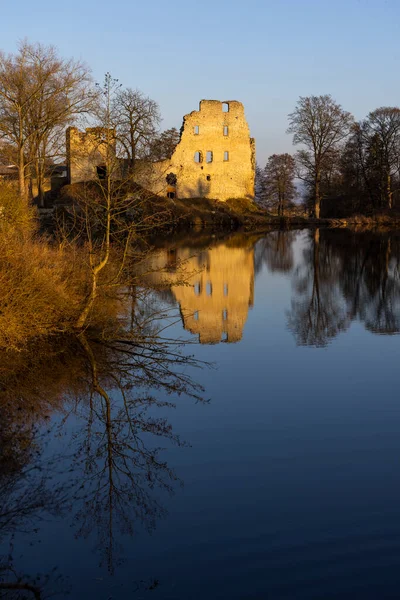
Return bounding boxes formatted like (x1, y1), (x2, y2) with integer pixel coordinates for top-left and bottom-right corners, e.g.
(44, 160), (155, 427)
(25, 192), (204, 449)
(66, 127), (116, 184)
(134, 100), (255, 201)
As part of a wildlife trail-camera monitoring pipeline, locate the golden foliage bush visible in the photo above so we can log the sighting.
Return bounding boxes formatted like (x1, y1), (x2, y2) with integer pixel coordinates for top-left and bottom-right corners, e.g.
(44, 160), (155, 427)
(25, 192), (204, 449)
(0, 235), (85, 349)
(0, 183), (37, 239)
(0, 185), (89, 349)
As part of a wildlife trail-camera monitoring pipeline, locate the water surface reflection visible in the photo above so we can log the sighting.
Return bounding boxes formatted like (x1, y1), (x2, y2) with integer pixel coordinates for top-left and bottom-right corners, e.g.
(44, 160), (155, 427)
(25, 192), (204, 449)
(147, 228), (400, 346)
(3, 228), (400, 598)
(0, 323), (205, 597)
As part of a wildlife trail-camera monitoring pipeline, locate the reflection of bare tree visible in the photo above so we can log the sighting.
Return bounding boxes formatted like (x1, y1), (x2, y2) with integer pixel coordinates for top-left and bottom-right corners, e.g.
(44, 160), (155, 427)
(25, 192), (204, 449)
(72, 332), (202, 572)
(256, 230), (296, 274)
(0, 312), (206, 586)
(287, 229), (400, 346)
(287, 229), (350, 347)
(0, 412), (70, 598)
(325, 231), (400, 335)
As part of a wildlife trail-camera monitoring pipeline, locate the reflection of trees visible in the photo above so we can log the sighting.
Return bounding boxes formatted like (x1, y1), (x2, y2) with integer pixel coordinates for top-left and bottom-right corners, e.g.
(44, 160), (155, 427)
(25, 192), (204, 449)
(287, 228), (400, 346)
(0, 401), (70, 598)
(287, 229), (350, 347)
(73, 331), (202, 572)
(325, 231), (400, 335)
(0, 310), (206, 588)
(255, 230), (296, 274)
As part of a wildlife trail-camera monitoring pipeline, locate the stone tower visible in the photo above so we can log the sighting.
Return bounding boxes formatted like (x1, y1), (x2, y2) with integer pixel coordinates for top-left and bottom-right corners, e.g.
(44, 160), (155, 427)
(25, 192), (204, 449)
(66, 127), (116, 184)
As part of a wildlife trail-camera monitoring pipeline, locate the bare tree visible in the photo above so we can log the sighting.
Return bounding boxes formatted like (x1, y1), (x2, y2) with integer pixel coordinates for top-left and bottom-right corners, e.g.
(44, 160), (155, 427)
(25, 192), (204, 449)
(149, 127), (180, 161)
(0, 41), (93, 202)
(72, 74), (168, 330)
(111, 88), (161, 173)
(359, 108), (400, 209)
(263, 153), (296, 215)
(254, 162), (267, 206)
(287, 95), (353, 218)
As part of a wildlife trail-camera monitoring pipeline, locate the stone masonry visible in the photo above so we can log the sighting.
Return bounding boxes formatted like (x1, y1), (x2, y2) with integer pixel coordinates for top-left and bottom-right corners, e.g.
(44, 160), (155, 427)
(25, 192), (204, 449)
(66, 100), (255, 202)
(66, 127), (116, 184)
(135, 100), (255, 201)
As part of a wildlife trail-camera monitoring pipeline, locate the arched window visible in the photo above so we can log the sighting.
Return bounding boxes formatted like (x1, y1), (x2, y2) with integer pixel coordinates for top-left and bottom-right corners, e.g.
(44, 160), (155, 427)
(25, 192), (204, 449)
(222, 102), (229, 113)
(223, 125), (229, 136)
(194, 151), (203, 163)
(194, 125), (199, 135)
(224, 151), (229, 162)
(206, 151), (213, 163)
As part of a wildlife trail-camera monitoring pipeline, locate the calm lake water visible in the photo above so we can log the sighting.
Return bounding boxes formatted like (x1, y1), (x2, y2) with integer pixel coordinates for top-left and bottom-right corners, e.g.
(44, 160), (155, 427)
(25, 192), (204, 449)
(3, 228), (400, 599)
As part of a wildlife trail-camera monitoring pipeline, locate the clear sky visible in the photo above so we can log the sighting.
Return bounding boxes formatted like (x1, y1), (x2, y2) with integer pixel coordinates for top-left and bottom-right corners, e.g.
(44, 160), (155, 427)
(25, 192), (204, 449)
(2, 0), (400, 164)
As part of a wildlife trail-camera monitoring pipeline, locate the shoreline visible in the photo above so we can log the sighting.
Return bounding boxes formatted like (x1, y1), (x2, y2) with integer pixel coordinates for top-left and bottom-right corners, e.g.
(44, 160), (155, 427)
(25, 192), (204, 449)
(42, 184), (400, 237)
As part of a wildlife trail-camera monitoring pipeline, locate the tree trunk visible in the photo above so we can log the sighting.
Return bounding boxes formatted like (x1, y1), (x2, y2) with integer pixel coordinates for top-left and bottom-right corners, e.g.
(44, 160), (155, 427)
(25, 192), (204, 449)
(37, 160), (45, 208)
(76, 271), (97, 329)
(18, 147), (26, 200)
(315, 172), (321, 219)
(387, 172), (393, 209)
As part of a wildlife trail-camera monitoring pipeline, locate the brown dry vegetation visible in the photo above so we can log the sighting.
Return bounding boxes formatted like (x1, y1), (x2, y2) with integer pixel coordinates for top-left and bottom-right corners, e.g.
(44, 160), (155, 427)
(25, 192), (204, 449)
(0, 184), (125, 350)
(0, 189), (81, 349)
(57, 181), (268, 234)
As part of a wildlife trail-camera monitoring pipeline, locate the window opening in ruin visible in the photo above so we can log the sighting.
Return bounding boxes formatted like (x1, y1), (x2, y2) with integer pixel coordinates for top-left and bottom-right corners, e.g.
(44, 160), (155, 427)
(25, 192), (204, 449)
(166, 249), (177, 272)
(167, 191), (175, 199)
(222, 102), (229, 113)
(166, 172), (177, 185)
(224, 151), (229, 161)
(194, 282), (201, 295)
(194, 151), (203, 163)
(206, 281), (213, 296)
(206, 175), (211, 181)
(221, 332), (228, 342)
(206, 151), (213, 163)
(223, 283), (229, 296)
(194, 311), (199, 321)
(223, 125), (229, 136)
(96, 165), (107, 179)
(222, 309), (228, 321)
(194, 125), (199, 135)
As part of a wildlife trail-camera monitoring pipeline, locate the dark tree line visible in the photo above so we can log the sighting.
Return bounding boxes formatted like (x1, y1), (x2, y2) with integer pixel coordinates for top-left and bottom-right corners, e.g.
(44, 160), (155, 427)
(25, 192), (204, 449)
(257, 96), (400, 218)
(284, 229), (400, 346)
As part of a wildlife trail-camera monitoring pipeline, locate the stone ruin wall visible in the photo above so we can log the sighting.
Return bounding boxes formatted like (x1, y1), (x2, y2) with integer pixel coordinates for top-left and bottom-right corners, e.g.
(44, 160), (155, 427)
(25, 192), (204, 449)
(66, 100), (255, 202)
(134, 100), (255, 201)
(66, 127), (117, 184)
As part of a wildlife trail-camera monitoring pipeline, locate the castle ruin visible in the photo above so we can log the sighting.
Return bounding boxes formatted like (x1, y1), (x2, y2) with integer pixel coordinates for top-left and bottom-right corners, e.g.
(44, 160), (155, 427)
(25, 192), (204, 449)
(66, 100), (255, 202)
(135, 100), (255, 201)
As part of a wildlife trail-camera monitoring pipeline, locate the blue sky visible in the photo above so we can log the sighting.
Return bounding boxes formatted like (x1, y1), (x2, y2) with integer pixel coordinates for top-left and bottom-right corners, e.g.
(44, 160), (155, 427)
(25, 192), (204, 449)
(2, 0), (400, 164)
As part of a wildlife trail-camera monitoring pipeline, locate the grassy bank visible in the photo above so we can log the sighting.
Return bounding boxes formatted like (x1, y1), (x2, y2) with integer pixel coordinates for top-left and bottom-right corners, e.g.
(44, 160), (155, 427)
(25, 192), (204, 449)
(53, 182), (400, 234)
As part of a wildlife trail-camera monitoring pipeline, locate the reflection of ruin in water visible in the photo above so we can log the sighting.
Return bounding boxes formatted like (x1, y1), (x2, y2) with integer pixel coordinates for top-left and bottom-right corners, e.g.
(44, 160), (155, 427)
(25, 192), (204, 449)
(148, 239), (255, 344)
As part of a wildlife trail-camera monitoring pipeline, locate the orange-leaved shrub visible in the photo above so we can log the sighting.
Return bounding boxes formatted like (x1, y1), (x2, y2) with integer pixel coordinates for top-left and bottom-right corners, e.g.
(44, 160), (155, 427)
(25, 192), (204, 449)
(0, 185), (86, 349)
